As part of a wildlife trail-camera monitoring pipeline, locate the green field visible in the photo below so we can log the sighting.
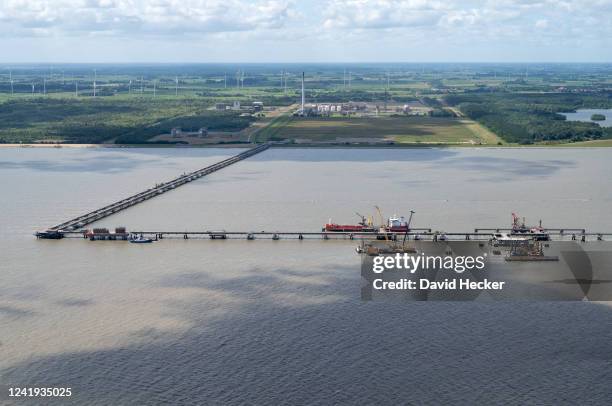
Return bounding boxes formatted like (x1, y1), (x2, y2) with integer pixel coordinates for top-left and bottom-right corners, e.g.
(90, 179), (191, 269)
(259, 116), (502, 145)
(1, 63), (612, 145)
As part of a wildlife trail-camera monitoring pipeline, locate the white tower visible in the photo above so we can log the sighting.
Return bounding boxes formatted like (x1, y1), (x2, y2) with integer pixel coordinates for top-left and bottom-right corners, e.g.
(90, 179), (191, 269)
(301, 72), (305, 115)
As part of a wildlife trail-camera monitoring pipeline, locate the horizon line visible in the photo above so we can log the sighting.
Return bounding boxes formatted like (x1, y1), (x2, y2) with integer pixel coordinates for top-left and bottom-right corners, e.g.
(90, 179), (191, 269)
(1, 61), (612, 66)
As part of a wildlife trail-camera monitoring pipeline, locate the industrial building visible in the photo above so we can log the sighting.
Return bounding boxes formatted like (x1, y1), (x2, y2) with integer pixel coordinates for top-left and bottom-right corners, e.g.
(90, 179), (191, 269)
(171, 127), (208, 138)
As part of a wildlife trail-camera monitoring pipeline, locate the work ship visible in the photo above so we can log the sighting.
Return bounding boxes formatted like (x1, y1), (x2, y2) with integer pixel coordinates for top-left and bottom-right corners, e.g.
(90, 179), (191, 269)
(357, 212), (612, 301)
(360, 239), (612, 301)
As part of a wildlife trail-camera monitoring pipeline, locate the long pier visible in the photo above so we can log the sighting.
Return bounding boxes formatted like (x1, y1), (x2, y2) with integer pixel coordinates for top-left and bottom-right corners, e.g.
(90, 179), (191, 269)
(59, 229), (612, 242)
(43, 143), (270, 233)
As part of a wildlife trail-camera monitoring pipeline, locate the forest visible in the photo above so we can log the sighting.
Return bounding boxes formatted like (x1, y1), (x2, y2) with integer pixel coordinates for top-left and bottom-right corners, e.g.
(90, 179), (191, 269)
(445, 92), (612, 143)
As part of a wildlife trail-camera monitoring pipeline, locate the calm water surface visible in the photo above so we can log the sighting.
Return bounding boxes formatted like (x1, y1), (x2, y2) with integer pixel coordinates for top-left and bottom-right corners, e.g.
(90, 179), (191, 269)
(1, 147), (612, 405)
(561, 108), (612, 127)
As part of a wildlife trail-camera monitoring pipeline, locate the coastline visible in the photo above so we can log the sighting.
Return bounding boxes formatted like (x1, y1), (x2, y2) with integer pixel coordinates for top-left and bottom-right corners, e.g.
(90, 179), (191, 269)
(2, 140), (612, 149)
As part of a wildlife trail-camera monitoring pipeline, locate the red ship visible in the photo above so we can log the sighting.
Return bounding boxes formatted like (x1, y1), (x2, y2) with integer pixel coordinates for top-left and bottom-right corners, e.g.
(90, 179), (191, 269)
(323, 212), (413, 233)
(323, 213), (375, 232)
(324, 223), (375, 232)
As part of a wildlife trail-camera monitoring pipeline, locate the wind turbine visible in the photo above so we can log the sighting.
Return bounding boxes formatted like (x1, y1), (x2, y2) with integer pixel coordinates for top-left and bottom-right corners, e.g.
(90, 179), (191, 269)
(175, 76), (178, 96)
(31, 83), (35, 95)
(9, 70), (13, 95)
(128, 79), (132, 94)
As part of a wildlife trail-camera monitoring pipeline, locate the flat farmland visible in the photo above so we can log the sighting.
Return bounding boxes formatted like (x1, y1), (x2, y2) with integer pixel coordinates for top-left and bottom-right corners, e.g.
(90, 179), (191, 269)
(268, 116), (503, 144)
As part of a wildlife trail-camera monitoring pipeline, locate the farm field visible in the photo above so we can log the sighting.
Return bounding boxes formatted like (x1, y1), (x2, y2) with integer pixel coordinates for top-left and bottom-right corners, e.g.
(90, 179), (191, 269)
(261, 115), (503, 145)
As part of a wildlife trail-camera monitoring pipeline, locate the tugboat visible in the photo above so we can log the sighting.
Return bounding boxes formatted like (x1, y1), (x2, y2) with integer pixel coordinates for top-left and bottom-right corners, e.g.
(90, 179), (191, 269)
(129, 235), (154, 243)
(34, 230), (64, 239)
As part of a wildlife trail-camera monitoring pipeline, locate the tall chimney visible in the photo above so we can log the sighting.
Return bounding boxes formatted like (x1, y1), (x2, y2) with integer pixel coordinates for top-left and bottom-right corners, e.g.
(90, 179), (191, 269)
(301, 72), (305, 115)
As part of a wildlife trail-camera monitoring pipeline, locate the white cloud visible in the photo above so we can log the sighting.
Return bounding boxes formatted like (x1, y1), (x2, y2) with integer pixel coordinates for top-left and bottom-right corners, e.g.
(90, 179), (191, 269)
(323, 0), (447, 30)
(0, 0), (294, 37)
(0, 0), (610, 61)
(321, 0), (612, 41)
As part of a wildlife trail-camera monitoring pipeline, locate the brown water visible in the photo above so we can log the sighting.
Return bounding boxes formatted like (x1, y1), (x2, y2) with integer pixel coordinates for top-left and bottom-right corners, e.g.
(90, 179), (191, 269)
(1, 147), (612, 404)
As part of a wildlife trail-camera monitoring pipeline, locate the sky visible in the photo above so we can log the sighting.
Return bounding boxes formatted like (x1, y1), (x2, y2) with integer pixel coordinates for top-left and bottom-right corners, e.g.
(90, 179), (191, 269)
(0, 0), (611, 63)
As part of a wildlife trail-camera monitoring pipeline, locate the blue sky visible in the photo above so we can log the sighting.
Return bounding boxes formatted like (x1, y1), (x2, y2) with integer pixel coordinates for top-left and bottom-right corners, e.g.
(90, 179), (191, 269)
(0, 0), (611, 63)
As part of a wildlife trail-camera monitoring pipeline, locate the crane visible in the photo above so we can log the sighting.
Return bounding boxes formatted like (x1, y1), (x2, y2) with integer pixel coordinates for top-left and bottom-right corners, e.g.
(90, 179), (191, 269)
(402, 210), (415, 247)
(355, 212), (372, 227)
(374, 206), (389, 241)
